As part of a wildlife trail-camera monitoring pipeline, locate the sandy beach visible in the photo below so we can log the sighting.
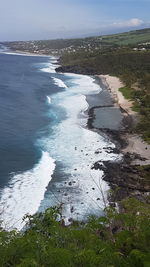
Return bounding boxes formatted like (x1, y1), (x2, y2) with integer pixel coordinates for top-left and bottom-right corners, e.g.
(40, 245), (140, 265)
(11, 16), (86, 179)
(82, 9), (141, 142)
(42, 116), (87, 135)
(99, 74), (150, 165)
(99, 75), (136, 116)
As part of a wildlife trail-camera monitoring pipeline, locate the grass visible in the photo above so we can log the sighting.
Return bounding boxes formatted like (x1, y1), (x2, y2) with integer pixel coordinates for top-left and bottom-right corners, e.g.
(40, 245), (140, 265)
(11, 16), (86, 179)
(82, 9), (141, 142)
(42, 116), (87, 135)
(102, 28), (150, 46)
(136, 165), (150, 186)
(119, 86), (150, 143)
(118, 87), (141, 112)
(131, 103), (141, 112)
(119, 87), (134, 99)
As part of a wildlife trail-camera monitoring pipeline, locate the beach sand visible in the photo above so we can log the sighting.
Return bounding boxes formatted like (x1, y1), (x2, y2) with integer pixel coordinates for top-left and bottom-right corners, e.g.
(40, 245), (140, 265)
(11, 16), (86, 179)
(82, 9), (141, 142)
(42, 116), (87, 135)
(99, 75), (135, 115)
(99, 75), (150, 165)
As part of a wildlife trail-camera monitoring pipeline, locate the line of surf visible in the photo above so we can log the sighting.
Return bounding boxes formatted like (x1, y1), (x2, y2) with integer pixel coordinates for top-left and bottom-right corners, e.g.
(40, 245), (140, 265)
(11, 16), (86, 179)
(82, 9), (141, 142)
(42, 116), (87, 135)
(39, 72), (120, 223)
(0, 51), (51, 58)
(0, 58), (120, 230)
(47, 96), (51, 104)
(0, 152), (56, 230)
(52, 77), (67, 88)
(40, 63), (57, 73)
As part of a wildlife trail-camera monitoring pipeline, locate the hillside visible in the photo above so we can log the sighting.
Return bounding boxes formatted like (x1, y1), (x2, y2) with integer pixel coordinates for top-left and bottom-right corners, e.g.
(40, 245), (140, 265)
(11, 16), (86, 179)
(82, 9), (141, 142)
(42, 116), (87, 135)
(99, 28), (150, 46)
(3, 28), (150, 56)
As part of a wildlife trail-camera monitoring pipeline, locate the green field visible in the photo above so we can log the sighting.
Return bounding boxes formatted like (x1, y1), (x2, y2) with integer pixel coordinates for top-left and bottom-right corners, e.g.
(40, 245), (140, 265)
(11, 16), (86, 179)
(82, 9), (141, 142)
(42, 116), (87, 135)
(3, 28), (150, 55)
(101, 28), (150, 46)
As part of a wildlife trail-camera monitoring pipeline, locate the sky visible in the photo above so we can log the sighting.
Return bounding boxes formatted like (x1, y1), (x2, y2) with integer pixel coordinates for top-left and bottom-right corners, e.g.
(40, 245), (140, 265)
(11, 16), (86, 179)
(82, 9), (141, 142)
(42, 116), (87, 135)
(0, 0), (149, 41)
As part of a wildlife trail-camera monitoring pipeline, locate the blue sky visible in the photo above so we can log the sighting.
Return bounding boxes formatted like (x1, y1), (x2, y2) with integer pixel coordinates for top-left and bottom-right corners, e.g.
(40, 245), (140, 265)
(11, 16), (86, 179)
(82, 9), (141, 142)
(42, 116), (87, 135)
(0, 0), (149, 41)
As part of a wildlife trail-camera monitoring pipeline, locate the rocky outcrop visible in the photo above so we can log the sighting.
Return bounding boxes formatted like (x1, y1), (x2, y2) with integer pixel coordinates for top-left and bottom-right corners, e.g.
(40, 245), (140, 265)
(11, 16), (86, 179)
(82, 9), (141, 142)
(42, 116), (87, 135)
(56, 65), (98, 75)
(92, 152), (150, 201)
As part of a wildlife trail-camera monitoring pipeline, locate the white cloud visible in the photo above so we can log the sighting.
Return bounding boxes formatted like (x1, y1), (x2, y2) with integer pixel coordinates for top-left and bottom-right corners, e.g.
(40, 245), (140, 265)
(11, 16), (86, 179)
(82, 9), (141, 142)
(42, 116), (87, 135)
(112, 18), (144, 28)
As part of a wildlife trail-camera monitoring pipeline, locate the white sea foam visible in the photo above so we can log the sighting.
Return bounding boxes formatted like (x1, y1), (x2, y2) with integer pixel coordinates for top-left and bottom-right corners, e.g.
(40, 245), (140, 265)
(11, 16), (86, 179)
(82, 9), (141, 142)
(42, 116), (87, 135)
(52, 77), (67, 88)
(39, 73), (121, 222)
(49, 57), (59, 62)
(47, 96), (51, 104)
(40, 63), (57, 73)
(0, 152), (55, 230)
(1, 51), (50, 57)
(0, 59), (121, 229)
(65, 73), (101, 95)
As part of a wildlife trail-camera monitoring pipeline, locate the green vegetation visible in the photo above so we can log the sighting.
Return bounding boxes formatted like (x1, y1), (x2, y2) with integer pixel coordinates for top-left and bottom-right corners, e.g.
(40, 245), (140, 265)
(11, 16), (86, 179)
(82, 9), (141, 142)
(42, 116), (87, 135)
(119, 87), (134, 100)
(7, 29), (149, 141)
(59, 49), (150, 75)
(1, 28), (150, 267)
(120, 72), (150, 143)
(0, 198), (150, 267)
(133, 84), (150, 143)
(58, 48), (150, 143)
(3, 27), (150, 143)
(118, 87), (141, 112)
(101, 28), (150, 46)
(136, 165), (150, 187)
(3, 28), (150, 55)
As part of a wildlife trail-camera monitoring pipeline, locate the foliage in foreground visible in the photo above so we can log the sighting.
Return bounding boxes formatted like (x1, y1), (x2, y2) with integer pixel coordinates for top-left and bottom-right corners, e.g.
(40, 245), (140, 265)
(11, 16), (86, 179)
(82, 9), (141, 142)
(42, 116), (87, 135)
(0, 198), (150, 267)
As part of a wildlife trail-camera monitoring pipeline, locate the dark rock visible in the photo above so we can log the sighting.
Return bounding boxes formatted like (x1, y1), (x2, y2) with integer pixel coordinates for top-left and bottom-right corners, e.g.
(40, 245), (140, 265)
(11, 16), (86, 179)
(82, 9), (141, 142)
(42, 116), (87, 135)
(95, 150), (102, 154)
(110, 202), (116, 208)
(92, 161), (104, 170)
(71, 206), (74, 213)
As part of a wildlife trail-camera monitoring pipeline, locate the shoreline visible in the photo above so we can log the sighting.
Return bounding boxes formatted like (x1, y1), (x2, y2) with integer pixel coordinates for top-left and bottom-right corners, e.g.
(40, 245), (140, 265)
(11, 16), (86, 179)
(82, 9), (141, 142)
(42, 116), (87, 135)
(87, 75), (127, 148)
(87, 74), (150, 202)
(5, 48), (150, 205)
(0, 48), (55, 58)
(100, 74), (150, 166)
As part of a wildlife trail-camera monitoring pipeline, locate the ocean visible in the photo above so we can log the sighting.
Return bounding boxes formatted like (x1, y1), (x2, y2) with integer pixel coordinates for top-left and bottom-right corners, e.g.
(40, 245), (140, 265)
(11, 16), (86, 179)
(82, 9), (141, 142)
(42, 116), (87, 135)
(0, 49), (120, 230)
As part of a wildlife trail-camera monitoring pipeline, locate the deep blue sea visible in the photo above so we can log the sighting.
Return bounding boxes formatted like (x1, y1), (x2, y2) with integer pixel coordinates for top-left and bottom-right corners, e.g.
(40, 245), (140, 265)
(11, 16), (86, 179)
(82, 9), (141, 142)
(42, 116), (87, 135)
(0, 53), (63, 186)
(0, 49), (120, 230)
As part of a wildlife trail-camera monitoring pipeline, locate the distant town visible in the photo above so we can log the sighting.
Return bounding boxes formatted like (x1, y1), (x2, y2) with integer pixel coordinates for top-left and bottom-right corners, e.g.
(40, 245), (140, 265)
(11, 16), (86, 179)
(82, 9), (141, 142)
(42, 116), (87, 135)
(2, 28), (150, 56)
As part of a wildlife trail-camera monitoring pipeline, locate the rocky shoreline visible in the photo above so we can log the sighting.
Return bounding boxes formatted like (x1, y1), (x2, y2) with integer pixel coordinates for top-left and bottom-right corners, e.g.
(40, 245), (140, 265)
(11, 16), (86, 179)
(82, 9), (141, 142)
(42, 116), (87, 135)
(8, 49), (150, 204)
(40, 54), (150, 204)
(88, 75), (150, 204)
